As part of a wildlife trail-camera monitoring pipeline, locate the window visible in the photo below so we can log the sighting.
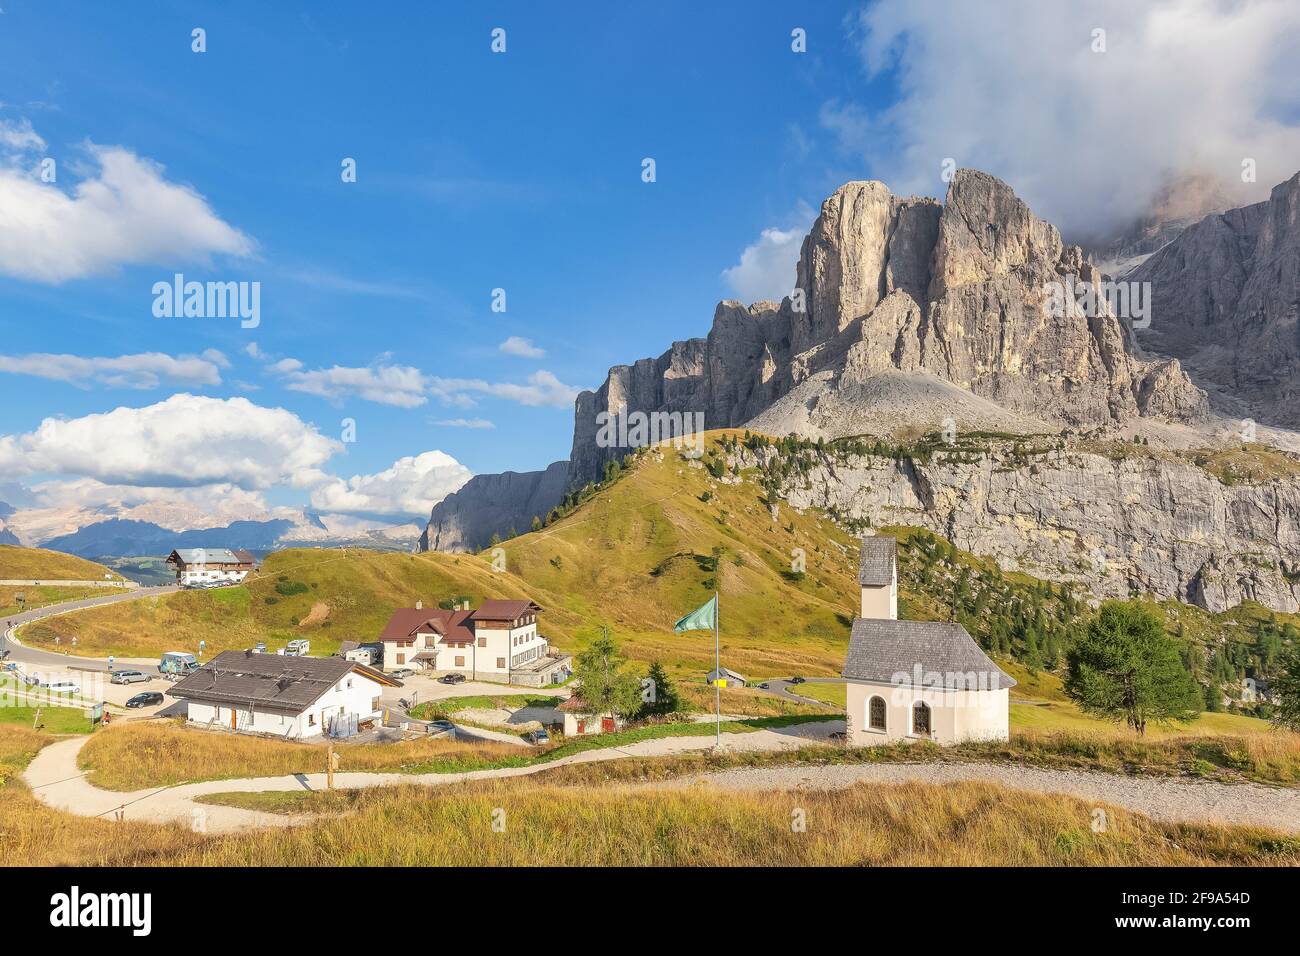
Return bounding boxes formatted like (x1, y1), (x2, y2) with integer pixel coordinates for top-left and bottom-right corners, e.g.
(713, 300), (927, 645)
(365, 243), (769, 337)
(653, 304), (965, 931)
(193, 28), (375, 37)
(307, 713), (316, 727)
(912, 701), (931, 737)
(497, 657), (506, 669)
(396, 653), (405, 665)
(455, 655), (465, 667)
(346, 678), (353, 689)
(477, 637), (486, 648)
(371, 697), (380, 711)
(868, 696), (886, 731)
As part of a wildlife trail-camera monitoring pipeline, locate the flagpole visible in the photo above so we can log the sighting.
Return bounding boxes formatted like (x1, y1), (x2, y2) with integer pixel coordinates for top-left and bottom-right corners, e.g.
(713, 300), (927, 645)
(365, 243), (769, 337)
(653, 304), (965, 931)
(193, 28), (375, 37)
(714, 589), (720, 747)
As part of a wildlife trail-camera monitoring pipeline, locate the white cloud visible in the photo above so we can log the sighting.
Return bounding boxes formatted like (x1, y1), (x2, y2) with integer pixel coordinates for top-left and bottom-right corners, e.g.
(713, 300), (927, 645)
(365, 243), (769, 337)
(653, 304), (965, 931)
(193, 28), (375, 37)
(0, 393), (341, 490)
(264, 353), (581, 411)
(0, 350), (227, 389)
(499, 335), (545, 358)
(0, 134), (254, 282)
(274, 361), (429, 408)
(436, 418), (496, 429)
(309, 450), (472, 520)
(428, 369), (580, 409)
(721, 205), (815, 304)
(0, 118), (45, 153)
(243, 341), (265, 360)
(847, 0), (1300, 239)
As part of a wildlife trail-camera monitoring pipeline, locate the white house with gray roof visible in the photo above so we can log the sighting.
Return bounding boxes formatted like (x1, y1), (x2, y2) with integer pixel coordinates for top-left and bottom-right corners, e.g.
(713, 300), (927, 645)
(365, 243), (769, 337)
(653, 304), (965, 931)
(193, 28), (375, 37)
(843, 536), (1014, 746)
(166, 548), (256, 586)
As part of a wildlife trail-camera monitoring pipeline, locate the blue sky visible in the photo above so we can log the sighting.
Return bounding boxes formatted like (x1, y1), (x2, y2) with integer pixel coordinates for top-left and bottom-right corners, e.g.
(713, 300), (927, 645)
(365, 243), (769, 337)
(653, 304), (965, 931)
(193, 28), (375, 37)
(1, 1), (1296, 530)
(0, 0), (904, 524)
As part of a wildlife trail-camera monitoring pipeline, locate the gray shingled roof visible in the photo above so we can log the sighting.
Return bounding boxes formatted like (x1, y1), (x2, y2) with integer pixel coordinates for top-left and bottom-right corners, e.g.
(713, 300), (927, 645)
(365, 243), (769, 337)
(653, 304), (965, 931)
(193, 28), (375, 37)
(168, 548), (245, 566)
(842, 618), (1016, 690)
(169, 650), (399, 712)
(858, 536), (896, 587)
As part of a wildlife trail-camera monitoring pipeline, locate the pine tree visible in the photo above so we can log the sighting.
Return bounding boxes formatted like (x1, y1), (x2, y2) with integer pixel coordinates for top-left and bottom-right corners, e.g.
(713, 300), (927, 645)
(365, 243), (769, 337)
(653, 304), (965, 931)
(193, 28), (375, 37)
(1065, 601), (1203, 735)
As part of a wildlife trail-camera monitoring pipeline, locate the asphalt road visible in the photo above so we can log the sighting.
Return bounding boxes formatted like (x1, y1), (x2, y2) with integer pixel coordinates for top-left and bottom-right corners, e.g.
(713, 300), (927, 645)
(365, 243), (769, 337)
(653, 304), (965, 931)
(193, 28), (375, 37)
(754, 676), (843, 707)
(1, 585), (178, 673)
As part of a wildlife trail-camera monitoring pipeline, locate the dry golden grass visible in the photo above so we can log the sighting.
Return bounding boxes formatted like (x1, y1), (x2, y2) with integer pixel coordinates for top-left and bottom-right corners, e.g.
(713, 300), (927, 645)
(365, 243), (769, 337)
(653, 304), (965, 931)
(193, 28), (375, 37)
(0, 546), (123, 581)
(0, 727), (206, 866)
(676, 680), (826, 716)
(185, 779), (1300, 867)
(78, 720), (530, 791)
(4, 726), (1298, 866)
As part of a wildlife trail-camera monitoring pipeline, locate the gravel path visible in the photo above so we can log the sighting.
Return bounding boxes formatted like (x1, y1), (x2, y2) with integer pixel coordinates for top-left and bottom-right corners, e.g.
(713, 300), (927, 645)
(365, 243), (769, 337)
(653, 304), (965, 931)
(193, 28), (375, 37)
(23, 720), (841, 833)
(671, 762), (1300, 834)
(23, 722), (1300, 835)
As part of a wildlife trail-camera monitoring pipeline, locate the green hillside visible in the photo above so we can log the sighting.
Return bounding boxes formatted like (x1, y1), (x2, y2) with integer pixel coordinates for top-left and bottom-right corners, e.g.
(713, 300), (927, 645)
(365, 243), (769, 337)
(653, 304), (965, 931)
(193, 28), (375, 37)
(0, 546), (126, 617)
(0, 545), (123, 582)
(18, 430), (1298, 720)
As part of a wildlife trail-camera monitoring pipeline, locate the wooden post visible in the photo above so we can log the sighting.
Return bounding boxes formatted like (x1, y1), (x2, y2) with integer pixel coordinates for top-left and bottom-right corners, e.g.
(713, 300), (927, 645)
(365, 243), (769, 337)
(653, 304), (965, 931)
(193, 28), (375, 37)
(326, 742), (336, 790)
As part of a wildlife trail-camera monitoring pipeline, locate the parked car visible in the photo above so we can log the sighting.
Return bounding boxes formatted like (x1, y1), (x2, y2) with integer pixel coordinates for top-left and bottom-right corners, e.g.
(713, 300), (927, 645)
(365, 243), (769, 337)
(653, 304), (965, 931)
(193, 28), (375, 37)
(110, 669), (149, 684)
(284, 639), (310, 657)
(757, 682), (769, 690)
(788, 676), (806, 685)
(425, 719), (455, 738)
(525, 727), (550, 745)
(391, 668), (415, 678)
(44, 679), (80, 695)
(439, 673), (466, 685)
(253, 641), (267, 653)
(126, 691), (164, 708)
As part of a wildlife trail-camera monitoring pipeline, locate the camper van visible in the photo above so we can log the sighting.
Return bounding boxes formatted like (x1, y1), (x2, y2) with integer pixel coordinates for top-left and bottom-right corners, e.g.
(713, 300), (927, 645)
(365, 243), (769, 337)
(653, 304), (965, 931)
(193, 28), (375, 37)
(285, 639), (310, 657)
(159, 651), (199, 680)
(343, 647), (375, 666)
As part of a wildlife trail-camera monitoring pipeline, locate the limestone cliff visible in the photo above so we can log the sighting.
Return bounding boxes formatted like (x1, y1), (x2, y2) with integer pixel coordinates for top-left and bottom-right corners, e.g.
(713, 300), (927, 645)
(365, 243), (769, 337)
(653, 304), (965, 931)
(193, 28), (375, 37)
(734, 442), (1300, 614)
(1130, 171), (1300, 428)
(568, 170), (1206, 488)
(420, 461), (568, 553)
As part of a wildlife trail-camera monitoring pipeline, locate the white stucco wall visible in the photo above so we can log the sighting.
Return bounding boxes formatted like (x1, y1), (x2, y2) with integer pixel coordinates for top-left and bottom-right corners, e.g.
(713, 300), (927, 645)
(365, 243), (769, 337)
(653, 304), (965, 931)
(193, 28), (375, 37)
(185, 671), (387, 739)
(845, 680), (1009, 746)
(860, 582), (897, 620)
(178, 567), (250, 585)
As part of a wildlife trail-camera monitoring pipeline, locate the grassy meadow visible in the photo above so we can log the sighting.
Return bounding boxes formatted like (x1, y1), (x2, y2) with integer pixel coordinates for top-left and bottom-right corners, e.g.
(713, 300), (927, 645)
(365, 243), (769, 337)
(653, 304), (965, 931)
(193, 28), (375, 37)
(1, 723), (1295, 867)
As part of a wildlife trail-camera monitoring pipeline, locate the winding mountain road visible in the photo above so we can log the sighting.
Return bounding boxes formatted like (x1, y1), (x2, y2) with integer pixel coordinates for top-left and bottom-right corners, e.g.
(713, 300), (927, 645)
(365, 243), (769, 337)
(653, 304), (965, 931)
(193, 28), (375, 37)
(2, 585), (178, 672)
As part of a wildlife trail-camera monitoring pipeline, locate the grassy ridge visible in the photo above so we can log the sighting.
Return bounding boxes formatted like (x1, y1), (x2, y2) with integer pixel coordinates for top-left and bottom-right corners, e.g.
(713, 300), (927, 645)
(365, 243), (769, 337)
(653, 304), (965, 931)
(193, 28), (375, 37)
(0, 546), (123, 582)
(20, 433), (867, 683)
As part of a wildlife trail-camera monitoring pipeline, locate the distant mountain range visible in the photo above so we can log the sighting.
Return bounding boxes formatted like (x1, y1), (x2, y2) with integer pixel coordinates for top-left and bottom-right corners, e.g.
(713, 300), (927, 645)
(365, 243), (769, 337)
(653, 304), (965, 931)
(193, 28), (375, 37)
(0, 501), (421, 560)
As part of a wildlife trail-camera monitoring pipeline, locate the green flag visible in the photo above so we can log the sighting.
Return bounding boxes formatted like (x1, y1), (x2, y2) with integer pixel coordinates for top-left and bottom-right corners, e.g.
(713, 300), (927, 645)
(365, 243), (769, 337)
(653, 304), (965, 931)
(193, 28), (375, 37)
(674, 595), (717, 633)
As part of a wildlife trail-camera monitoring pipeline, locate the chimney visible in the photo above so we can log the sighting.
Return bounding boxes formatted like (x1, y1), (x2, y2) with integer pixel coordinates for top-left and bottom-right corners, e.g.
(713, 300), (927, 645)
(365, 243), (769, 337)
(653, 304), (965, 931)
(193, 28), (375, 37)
(415, 600), (423, 610)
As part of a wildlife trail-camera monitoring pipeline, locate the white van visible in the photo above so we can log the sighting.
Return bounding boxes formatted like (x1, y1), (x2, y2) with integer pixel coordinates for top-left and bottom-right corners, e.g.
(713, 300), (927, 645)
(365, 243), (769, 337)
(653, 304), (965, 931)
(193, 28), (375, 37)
(45, 679), (80, 695)
(285, 639), (310, 656)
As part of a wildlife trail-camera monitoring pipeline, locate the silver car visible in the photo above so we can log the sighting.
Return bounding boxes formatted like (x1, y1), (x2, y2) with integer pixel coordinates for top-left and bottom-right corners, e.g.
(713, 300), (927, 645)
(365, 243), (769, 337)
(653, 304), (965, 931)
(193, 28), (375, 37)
(110, 669), (150, 684)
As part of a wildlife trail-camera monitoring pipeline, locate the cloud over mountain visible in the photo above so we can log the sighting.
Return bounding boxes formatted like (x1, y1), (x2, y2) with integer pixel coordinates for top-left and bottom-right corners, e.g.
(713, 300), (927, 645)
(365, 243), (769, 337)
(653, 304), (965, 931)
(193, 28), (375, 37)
(847, 0), (1300, 238)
